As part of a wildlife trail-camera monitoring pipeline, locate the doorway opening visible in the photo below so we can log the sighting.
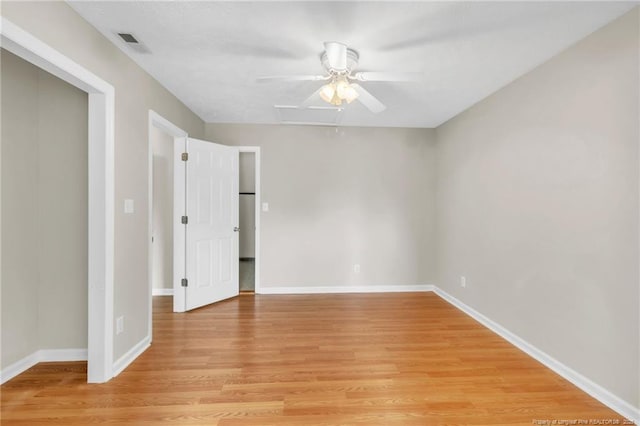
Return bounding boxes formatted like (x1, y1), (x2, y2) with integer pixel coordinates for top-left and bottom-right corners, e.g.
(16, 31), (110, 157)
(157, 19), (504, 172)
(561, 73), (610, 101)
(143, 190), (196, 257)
(1, 17), (115, 383)
(239, 152), (256, 293)
(147, 122), (262, 313)
(1, 47), (88, 381)
(147, 111), (187, 320)
(237, 147), (261, 294)
(150, 122), (178, 298)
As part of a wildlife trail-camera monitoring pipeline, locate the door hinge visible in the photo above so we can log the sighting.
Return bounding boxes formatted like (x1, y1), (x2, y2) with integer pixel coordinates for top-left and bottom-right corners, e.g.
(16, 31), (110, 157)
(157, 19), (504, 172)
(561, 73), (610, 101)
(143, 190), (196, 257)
(181, 152), (189, 161)
(181, 215), (188, 224)
(181, 278), (188, 287)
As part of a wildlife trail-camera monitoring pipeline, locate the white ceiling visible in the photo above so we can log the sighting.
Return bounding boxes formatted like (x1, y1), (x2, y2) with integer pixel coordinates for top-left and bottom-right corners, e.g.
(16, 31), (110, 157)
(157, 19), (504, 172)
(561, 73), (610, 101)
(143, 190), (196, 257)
(69, 1), (635, 128)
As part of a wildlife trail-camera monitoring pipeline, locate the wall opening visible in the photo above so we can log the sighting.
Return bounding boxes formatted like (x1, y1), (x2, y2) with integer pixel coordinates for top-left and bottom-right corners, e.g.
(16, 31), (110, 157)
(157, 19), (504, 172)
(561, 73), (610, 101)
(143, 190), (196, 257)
(1, 48), (89, 377)
(239, 152), (256, 293)
(151, 126), (175, 298)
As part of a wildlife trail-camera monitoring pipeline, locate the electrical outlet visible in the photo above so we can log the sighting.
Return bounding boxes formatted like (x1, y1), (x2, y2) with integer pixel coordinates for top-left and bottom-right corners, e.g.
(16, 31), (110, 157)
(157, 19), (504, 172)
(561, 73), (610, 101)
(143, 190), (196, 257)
(354, 264), (361, 273)
(460, 276), (467, 288)
(116, 316), (124, 334)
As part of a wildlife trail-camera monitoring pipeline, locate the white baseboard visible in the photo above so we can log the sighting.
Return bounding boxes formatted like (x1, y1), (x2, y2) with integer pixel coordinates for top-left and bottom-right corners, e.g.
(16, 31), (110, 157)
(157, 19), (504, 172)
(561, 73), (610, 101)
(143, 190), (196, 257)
(152, 288), (174, 296)
(1, 351), (41, 385)
(112, 335), (151, 377)
(1, 348), (88, 385)
(40, 348), (88, 362)
(432, 286), (640, 423)
(258, 284), (434, 295)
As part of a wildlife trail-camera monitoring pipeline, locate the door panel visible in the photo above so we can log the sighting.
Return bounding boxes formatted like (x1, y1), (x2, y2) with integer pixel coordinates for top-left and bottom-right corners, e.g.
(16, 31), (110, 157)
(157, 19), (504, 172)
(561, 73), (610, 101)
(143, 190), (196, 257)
(185, 137), (239, 311)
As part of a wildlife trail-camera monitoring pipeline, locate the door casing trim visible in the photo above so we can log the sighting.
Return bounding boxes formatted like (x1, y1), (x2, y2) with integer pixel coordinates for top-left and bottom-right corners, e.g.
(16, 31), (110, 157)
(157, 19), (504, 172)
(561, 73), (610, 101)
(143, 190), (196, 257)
(1, 17), (115, 383)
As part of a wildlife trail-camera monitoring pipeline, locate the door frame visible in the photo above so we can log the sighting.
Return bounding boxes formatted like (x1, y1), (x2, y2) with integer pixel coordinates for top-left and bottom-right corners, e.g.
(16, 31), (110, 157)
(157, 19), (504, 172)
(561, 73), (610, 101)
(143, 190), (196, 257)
(147, 111), (188, 324)
(236, 146), (262, 294)
(172, 135), (188, 312)
(1, 18), (115, 383)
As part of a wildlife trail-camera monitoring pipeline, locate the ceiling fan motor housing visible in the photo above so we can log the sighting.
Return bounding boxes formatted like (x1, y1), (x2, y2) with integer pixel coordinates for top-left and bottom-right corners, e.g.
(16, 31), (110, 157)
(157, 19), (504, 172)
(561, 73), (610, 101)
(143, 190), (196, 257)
(321, 48), (359, 74)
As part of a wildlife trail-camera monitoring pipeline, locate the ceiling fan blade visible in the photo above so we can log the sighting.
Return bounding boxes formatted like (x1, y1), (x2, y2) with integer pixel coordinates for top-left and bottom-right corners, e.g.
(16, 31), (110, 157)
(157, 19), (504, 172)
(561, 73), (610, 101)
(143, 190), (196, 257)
(352, 72), (423, 82)
(257, 75), (328, 83)
(351, 84), (386, 114)
(324, 41), (347, 70)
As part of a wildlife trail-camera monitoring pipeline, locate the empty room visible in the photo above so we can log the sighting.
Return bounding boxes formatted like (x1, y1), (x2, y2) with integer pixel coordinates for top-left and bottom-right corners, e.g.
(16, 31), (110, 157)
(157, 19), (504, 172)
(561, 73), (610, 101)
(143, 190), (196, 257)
(1, 1), (638, 425)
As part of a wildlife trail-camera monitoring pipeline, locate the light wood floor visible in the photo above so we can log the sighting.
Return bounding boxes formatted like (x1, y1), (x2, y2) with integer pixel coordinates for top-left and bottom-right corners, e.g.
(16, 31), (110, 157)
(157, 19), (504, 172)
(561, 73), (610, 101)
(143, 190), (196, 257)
(1, 293), (629, 425)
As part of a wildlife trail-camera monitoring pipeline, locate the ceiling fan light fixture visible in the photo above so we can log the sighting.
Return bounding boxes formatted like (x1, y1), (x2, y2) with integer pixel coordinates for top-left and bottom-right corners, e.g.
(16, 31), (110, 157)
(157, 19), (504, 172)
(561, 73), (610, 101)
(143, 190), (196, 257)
(330, 91), (343, 106)
(343, 85), (359, 103)
(259, 41), (389, 114)
(319, 83), (336, 104)
(319, 78), (358, 106)
(335, 79), (350, 99)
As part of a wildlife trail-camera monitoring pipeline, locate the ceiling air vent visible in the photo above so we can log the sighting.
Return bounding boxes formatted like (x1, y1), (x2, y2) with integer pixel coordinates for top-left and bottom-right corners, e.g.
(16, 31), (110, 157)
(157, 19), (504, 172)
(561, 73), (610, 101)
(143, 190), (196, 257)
(118, 33), (139, 44)
(115, 32), (150, 54)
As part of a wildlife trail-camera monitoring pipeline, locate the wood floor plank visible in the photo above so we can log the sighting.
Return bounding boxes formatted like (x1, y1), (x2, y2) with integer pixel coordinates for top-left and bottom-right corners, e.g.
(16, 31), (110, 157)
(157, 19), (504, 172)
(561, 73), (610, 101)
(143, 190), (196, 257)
(1, 293), (632, 425)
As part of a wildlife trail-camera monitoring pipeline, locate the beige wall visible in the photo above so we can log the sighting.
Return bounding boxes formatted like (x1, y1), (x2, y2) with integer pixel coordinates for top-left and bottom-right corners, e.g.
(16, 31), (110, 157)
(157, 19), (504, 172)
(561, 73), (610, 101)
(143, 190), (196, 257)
(1, 1), (205, 361)
(2, 50), (41, 367)
(239, 152), (256, 258)
(435, 9), (639, 408)
(205, 124), (437, 288)
(239, 195), (255, 258)
(37, 59), (89, 350)
(1, 49), (88, 366)
(151, 127), (174, 291)
(239, 152), (256, 194)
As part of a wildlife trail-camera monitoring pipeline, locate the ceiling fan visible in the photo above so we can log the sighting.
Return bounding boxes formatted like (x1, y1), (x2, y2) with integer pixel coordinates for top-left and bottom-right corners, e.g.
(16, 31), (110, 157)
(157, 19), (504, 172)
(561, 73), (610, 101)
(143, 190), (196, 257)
(257, 41), (422, 114)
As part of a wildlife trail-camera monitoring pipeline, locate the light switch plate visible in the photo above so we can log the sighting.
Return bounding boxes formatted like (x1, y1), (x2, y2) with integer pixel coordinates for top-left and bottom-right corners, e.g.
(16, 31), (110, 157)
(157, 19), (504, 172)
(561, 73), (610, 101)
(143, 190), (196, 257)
(262, 202), (269, 212)
(116, 316), (124, 334)
(124, 199), (134, 214)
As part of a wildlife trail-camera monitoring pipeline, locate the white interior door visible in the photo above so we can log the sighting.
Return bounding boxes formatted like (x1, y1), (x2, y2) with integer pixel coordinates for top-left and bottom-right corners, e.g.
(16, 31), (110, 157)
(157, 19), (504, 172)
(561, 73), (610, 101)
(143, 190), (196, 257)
(183, 137), (239, 311)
